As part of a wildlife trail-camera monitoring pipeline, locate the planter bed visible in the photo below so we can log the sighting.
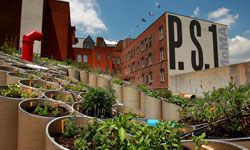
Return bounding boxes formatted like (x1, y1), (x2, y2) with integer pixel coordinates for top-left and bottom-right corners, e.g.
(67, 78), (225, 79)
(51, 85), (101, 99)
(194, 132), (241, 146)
(44, 90), (82, 105)
(19, 79), (62, 91)
(18, 99), (73, 150)
(0, 85), (43, 150)
(0, 66), (19, 85)
(7, 72), (38, 84)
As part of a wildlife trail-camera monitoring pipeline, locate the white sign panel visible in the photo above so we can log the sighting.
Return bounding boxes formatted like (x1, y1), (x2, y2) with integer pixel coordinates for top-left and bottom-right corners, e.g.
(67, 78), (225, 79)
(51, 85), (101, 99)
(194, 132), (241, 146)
(167, 13), (229, 75)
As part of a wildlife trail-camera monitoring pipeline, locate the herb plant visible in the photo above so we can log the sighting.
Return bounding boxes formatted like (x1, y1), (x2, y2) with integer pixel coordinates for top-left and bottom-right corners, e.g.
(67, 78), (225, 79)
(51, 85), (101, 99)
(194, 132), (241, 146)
(81, 87), (117, 118)
(0, 84), (37, 98)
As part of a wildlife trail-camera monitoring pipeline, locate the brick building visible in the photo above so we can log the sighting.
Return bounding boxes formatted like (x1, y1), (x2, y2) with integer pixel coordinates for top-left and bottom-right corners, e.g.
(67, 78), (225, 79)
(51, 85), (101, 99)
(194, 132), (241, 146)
(72, 36), (122, 73)
(121, 14), (168, 89)
(120, 12), (228, 89)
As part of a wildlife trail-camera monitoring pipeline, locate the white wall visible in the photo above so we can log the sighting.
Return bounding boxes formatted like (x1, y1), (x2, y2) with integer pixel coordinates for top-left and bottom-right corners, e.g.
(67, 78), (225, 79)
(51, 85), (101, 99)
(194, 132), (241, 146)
(169, 66), (230, 97)
(19, 0), (44, 54)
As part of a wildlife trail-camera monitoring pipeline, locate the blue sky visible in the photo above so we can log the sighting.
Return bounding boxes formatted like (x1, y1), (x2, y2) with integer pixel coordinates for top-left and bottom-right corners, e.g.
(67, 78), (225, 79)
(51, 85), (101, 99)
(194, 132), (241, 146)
(64, 0), (250, 64)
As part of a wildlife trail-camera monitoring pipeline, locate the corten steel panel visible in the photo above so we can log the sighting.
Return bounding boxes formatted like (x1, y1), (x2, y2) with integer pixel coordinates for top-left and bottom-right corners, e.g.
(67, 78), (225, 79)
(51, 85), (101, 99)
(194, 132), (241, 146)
(42, 0), (71, 60)
(120, 13), (168, 89)
(230, 62), (250, 86)
(0, 0), (22, 50)
(88, 73), (98, 87)
(97, 75), (110, 88)
(79, 70), (89, 84)
(67, 68), (80, 81)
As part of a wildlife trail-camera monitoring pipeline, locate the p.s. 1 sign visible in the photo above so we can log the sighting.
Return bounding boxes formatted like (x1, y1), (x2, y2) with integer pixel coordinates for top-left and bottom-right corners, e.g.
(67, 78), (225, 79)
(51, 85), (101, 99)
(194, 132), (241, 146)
(167, 13), (229, 75)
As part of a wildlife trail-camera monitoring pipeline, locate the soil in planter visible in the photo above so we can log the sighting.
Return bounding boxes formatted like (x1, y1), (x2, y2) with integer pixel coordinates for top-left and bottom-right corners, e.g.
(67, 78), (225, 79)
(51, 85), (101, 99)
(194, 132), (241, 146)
(29, 82), (58, 90)
(204, 116), (250, 139)
(50, 93), (80, 104)
(25, 105), (70, 117)
(52, 133), (76, 150)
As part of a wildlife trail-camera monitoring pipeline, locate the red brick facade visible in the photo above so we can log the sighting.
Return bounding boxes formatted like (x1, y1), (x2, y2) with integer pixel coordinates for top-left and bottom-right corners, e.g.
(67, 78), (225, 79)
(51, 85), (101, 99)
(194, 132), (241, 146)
(72, 36), (121, 73)
(120, 14), (168, 89)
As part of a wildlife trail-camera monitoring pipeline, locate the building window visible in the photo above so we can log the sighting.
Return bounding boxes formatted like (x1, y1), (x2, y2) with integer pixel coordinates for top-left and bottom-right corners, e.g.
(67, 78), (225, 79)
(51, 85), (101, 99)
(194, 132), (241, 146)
(160, 69), (165, 82)
(97, 53), (101, 60)
(106, 53), (110, 60)
(117, 58), (120, 64)
(160, 47), (164, 62)
(141, 57), (144, 68)
(140, 41), (144, 51)
(83, 55), (88, 63)
(142, 74), (144, 83)
(77, 54), (82, 62)
(149, 72), (153, 83)
(159, 26), (164, 40)
(149, 53), (152, 65)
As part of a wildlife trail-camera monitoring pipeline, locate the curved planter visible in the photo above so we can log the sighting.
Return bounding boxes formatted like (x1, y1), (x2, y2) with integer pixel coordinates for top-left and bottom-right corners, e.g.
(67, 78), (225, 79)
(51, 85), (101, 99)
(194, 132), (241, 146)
(18, 99), (73, 150)
(67, 68), (80, 81)
(97, 75), (110, 88)
(0, 66), (18, 85)
(143, 94), (162, 120)
(53, 74), (78, 85)
(88, 73), (97, 87)
(44, 90), (82, 105)
(79, 70), (88, 84)
(112, 83), (123, 103)
(2, 60), (14, 67)
(46, 115), (96, 150)
(162, 101), (182, 121)
(122, 86), (140, 109)
(0, 86), (43, 150)
(181, 139), (248, 150)
(7, 72), (38, 84)
(19, 79), (62, 91)
(205, 137), (250, 149)
(40, 76), (60, 84)
(113, 105), (147, 118)
(11, 64), (37, 73)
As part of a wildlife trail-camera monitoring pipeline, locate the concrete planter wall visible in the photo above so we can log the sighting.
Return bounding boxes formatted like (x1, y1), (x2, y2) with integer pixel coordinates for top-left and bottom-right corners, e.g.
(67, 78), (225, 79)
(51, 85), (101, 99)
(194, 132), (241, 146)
(181, 139), (248, 150)
(143, 94), (162, 120)
(88, 73), (98, 87)
(2, 60), (13, 67)
(113, 105), (147, 118)
(162, 101), (182, 121)
(206, 137), (250, 149)
(112, 83), (123, 103)
(7, 72), (38, 84)
(97, 75), (110, 88)
(11, 64), (36, 73)
(45, 115), (95, 150)
(44, 90), (81, 105)
(122, 86), (140, 109)
(68, 68), (80, 81)
(18, 99), (73, 150)
(19, 79), (62, 91)
(79, 70), (88, 84)
(40, 76), (60, 84)
(0, 86), (43, 150)
(0, 66), (18, 85)
(53, 74), (78, 85)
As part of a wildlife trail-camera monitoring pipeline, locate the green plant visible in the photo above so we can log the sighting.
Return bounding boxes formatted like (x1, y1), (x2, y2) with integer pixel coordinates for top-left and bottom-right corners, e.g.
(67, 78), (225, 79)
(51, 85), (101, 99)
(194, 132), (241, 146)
(138, 84), (159, 98)
(82, 87), (117, 118)
(192, 133), (208, 150)
(63, 117), (79, 138)
(64, 82), (86, 92)
(0, 38), (19, 55)
(112, 78), (123, 85)
(34, 103), (50, 116)
(157, 88), (172, 99)
(0, 84), (37, 98)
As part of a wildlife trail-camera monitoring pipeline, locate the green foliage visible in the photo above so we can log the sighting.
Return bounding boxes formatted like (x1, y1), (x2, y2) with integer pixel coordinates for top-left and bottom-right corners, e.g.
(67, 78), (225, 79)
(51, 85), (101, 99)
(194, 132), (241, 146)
(0, 84), (37, 98)
(82, 87), (117, 118)
(0, 38), (19, 55)
(34, 103), (49, 116)
(157, 88), (173, 99)
(71, 61), (90, 71)
(138, 84), (159, 98)
(64, 82), (86, 92)
(112, 78), (123, 85)
(192, 133), (208, 150)
(63, 117), (79, 138)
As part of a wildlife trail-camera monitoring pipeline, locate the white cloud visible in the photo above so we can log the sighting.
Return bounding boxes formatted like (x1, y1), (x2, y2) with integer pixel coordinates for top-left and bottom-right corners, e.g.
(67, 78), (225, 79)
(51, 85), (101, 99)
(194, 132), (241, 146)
(208, 7), (239, 28)
(62, 0), (107, 35)
(242, 30), (250, 38)
(192, 7), (200, 18)
(104, 39), (118, 45)
(229, 35), (250, 64)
